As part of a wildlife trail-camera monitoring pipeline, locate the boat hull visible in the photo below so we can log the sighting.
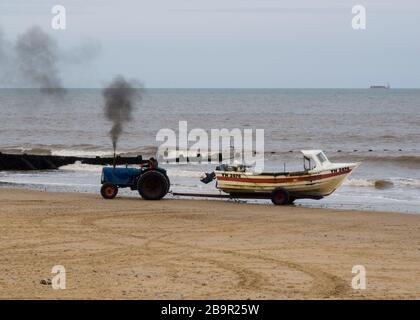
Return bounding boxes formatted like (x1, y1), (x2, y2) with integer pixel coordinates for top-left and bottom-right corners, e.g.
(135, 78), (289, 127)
(215, 167), (355, 199)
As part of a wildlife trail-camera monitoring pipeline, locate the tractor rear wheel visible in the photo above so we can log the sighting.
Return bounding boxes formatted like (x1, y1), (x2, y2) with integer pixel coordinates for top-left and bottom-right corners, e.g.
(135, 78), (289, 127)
(164, 175), (171, 193)
(270, 188), (289, 205)
(101, 183), (118, 199)
(138, 170), (168, 200)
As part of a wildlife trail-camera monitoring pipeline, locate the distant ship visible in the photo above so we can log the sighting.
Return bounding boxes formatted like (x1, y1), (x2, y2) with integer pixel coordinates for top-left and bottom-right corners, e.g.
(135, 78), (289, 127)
(370, 83), (390, 89)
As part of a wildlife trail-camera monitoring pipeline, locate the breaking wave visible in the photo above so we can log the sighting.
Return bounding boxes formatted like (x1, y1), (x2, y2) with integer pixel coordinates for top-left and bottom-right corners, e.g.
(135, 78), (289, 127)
(59, 163), (204, 178)
(264, 151), (420, 169)
(345, 178), (420, 188)
(334, 155), (420, 168)
(59, 162), (104, 172)
(165, 169), (203, 178)
(0, 144), (158, 158)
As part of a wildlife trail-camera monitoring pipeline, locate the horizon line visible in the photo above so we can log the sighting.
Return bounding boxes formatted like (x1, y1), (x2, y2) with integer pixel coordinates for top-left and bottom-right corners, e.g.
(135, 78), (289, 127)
(1, 87), (420, 90)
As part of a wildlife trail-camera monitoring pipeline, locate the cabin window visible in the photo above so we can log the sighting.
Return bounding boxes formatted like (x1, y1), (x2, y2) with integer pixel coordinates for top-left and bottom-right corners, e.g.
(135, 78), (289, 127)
(317, 152), (327, 164)
(304, 157), (314, 170)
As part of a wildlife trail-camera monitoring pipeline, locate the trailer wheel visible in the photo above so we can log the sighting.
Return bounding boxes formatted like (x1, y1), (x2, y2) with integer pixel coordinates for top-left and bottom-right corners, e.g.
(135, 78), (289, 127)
(138, 170), (168, 200)
(271, 188), (289, 205)
(101, 183), (118, 199)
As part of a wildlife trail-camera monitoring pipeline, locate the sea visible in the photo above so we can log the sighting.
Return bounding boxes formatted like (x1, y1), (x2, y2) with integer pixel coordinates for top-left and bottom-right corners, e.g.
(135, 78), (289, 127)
(0, 88), (419, 214)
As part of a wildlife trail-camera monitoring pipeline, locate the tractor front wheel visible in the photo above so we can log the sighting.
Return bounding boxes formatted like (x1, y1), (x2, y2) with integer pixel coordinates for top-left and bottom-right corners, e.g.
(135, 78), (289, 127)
(101, 183), (118, 199)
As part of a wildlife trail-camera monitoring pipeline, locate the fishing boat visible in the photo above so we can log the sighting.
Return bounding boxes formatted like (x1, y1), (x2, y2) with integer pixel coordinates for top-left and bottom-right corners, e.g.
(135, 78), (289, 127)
(201, 150), (360, 205)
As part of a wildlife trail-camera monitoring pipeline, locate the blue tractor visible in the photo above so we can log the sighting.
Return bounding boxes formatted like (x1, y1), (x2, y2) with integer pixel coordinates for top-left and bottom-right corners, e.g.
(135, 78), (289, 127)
(100, 158), (170, 200)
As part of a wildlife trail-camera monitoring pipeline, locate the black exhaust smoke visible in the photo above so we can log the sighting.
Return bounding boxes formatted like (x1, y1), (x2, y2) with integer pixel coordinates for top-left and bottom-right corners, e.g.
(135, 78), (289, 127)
(102, 75), (143, 166)
(0, 25), (100, 93)
(15, 26), (65, 95)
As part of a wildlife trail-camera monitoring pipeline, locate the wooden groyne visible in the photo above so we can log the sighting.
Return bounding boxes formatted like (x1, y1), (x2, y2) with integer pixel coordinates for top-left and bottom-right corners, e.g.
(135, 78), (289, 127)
(0, 153), (145, 171)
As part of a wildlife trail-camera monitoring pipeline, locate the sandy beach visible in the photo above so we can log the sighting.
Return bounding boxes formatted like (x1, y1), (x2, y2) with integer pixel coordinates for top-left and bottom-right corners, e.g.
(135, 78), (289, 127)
(0, 188), (419, 299)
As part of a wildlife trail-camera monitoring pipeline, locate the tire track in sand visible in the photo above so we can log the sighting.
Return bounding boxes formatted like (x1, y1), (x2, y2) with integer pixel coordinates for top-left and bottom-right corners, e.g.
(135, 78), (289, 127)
(78, 213), (351, 298)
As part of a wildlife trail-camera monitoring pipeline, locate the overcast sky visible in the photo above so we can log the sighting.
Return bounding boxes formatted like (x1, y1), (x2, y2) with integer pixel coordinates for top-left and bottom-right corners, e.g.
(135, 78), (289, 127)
(0, 0), (419, 88)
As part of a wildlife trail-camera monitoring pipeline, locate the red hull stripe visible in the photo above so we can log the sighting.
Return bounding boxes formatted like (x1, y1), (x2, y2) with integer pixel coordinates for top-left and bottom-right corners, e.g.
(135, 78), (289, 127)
(217, 170), (350, 184)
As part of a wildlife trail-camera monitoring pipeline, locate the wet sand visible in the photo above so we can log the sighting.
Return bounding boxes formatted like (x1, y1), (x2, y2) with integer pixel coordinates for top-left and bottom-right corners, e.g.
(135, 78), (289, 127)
(0, 188), (419, 299)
